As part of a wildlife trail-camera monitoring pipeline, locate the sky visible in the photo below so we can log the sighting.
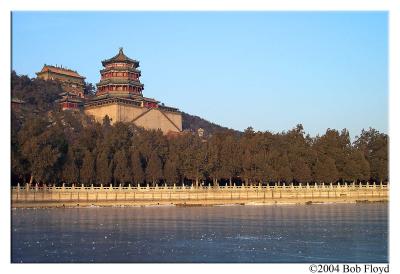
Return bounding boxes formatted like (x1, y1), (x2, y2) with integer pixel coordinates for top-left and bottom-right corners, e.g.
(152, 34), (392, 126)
(11, 12), (388, 138)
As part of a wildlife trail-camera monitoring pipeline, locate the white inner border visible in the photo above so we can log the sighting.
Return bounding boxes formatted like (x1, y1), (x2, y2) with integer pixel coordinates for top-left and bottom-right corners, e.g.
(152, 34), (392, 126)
(1, 1), (398, 274)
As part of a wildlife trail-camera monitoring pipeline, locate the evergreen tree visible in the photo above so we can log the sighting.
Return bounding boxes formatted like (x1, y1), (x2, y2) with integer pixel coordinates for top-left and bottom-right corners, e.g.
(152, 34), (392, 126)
(96, 149), (113, 185)
(80, 149), (96, 185)
(61, 149), (80, 184)
(131, 150), (145, 186)
(146, 151), (163, 186)
(291, 157), (312, 184)
(113, 149), (131, 185)
(163, 156), (179, 186)
(313, 156), (339, 184)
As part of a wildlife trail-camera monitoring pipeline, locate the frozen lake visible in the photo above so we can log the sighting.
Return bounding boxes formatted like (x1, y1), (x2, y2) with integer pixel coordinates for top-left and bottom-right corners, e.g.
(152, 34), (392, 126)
(11, 203), (388, 263)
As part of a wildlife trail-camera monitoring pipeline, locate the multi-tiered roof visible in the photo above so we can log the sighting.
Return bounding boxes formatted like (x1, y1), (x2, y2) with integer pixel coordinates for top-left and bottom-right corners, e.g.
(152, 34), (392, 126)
(36, 64), (85, 96)
(88, 48), (178, 111)
(36, 64), (86, 111)
(96, 47), (144, 97)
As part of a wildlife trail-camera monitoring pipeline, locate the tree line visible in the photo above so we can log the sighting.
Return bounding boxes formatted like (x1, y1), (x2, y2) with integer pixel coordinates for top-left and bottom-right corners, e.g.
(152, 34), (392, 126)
(11, 71), (389, 186)
(11, 111), (388, 187)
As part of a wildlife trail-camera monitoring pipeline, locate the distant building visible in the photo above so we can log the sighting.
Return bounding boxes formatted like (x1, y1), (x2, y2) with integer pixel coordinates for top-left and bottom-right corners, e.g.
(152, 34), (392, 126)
(84, 48), (182, 134)
(55, 92), (84, 111)
(36, 64), (85, 111)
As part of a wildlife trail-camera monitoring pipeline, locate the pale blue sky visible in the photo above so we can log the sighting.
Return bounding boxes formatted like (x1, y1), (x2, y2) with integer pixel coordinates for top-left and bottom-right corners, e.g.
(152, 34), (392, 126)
(12, 12), (388, 138)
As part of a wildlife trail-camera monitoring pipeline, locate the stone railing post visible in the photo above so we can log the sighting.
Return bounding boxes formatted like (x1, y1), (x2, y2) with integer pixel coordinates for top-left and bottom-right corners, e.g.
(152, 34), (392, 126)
(329, 182), (333, 189)
(173, 183), (176, 189)
(110, 184), (113, 191)
(100, 184), (103, 190)
(25, 183), (30, 192)
(17, 183), (20, 192)
(62, 183), (65, 191)
(146, 184), (149, 190)
(35, 183), (39, 192)
(306, 182), (310, 189)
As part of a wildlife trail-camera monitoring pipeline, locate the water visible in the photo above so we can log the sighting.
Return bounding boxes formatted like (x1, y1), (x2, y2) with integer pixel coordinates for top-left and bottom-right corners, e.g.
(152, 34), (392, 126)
(11, 203), (388, 263)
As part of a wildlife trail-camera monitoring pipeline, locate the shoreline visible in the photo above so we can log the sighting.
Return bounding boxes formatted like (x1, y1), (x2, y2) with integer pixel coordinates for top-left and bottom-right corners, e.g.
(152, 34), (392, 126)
(12, 184), (389, 209)
(11, 198), (388, 209)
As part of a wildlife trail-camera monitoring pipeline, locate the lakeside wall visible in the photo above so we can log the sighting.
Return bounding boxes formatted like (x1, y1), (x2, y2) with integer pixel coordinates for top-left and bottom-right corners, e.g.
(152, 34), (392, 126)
(11, 182), (389, 208)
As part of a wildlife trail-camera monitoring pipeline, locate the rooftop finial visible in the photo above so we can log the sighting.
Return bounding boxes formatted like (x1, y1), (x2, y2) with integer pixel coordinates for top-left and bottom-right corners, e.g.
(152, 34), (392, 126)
(119, 47), (123, 54)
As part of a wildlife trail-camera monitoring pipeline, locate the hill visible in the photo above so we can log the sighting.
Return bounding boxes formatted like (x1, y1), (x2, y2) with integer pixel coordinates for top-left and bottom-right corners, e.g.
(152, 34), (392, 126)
(181, 112), (240, 136)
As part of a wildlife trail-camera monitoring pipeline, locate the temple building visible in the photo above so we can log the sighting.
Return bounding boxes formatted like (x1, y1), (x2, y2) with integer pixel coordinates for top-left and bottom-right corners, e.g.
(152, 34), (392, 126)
(36, 64), (85, 111)
(55, 92), (84, 111)
(84, 48), (182, 134)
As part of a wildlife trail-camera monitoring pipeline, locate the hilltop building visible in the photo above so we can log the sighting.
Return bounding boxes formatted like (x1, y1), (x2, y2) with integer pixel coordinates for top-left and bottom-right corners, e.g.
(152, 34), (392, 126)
(36, 48), (183, 134)
(36, 64), (85, 111)
(84, 48), (182, 134)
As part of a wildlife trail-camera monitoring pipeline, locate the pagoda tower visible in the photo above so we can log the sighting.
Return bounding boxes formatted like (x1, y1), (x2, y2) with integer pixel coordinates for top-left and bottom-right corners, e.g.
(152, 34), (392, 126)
(96, 47), (144, 97)
(84, 48), (182, 134)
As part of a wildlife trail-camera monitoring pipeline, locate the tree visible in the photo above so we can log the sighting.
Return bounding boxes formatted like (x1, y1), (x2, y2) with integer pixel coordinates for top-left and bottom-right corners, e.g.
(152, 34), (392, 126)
(61, 149), (80, 184)
(291, 157), (312, 184)
(96, 149), (113, 185)
(276, 153), (292, 184)
(181, 135), (206, 187)
(146, 151), (163, 186)
(313, 156), (339, 184)
(206, 134), (223, 186)
(80, 149), (96, 185)
(84, 82), (96, 97)
(113, 149), (131, 185)
(220, 134), (242, 185)
(131, 150), (145, 186)
(163, 156), (179, 185)
(354, 128), (388, 182)
(19, 120), (67, 185)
